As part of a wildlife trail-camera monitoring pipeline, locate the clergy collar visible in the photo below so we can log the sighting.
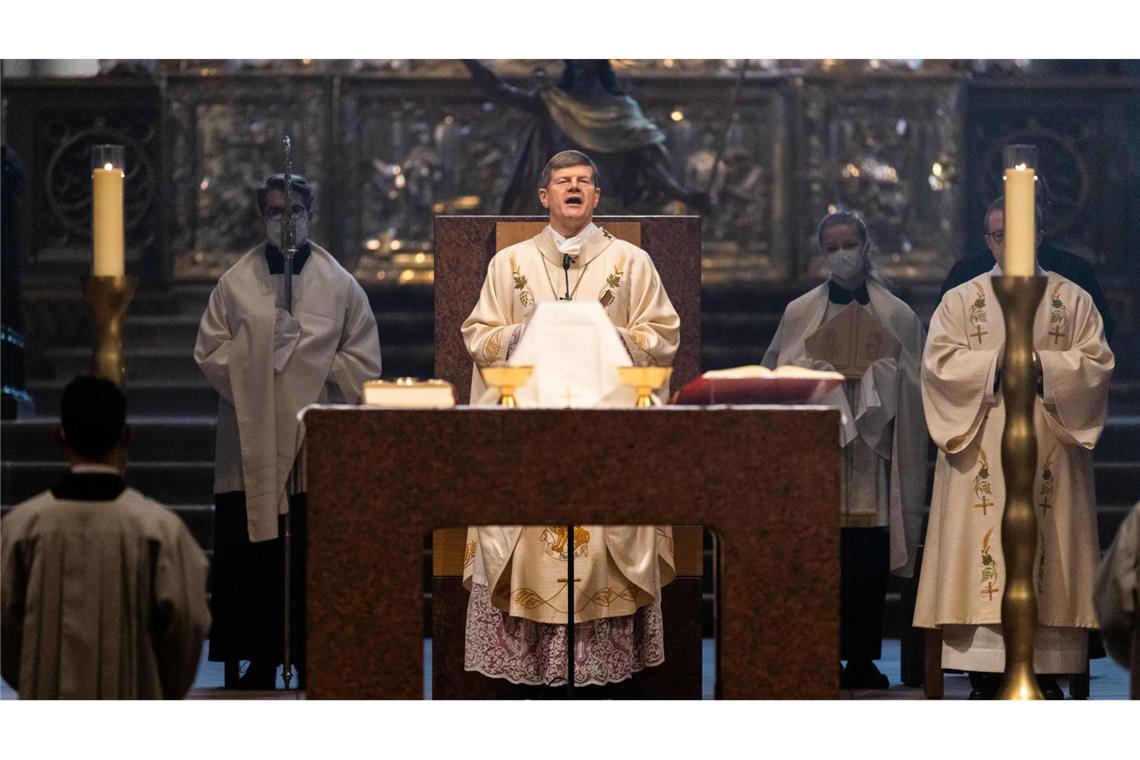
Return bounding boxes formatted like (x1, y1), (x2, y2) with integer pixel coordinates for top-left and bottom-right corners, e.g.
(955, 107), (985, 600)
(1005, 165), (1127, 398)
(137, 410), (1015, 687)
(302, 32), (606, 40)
(71, 463), (122, 476)
(549, 222), (598, 254)
(52, 471), (127, 501)
(265, 242), (312, 274)
(538, 224), (610, 270)
(828, 280), (870, 305)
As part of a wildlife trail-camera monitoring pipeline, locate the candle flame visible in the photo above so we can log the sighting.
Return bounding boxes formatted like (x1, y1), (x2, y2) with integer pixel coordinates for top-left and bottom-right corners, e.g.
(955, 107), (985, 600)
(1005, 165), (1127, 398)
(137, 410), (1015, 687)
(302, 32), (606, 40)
(1015, 163), (1028, 171)
(103, 162), (114, 171)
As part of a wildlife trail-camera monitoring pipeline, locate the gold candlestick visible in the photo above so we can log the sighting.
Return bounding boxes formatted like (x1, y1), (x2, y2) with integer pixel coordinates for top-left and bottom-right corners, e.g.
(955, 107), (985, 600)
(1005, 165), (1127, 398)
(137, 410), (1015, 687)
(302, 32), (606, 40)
(992, 274), (1046, 700)
(83, 275), (134, 386)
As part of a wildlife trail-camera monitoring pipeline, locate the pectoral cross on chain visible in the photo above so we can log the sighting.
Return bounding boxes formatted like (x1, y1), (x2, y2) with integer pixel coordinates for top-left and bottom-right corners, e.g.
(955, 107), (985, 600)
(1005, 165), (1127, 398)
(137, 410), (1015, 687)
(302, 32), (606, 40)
(974, 494), (993, 516)
(1038, 494), (1053, 514)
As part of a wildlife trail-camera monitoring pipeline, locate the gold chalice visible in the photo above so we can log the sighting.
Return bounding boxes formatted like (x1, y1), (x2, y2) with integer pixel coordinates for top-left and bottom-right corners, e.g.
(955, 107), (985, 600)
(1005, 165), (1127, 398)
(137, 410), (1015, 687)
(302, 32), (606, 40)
(617, 366), (673, 407)
(479, 365), (534, 408)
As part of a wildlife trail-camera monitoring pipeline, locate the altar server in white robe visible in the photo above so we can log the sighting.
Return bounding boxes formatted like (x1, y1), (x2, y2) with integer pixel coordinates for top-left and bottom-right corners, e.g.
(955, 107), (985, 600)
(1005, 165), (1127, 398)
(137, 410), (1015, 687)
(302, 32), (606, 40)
(913, 199), (1114, 699)
(460, 150), (680, 687)
(194, 174), (381, 689)
(1094, 501), (1139, 673)
(2, 377), (210, 699)
(762, 210), (928, 689)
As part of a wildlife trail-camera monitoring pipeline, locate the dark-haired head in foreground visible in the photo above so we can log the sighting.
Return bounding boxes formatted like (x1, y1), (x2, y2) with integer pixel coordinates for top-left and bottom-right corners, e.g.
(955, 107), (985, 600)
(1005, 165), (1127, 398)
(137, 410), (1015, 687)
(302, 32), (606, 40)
(57, 375), (129, 470)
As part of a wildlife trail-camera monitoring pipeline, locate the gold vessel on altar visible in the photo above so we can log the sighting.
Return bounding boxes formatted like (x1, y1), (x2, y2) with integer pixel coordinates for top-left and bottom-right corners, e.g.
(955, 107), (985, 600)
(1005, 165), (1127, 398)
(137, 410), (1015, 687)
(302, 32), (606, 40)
(479, 365), (534, 408)
(617, 366), (673, 407)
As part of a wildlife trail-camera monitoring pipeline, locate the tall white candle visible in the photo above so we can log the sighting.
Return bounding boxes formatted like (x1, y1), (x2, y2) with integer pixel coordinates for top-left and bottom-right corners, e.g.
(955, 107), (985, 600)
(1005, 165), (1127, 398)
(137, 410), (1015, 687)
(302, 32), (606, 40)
(1003, 164), (1036, 277)
(92, 163), (125, 277)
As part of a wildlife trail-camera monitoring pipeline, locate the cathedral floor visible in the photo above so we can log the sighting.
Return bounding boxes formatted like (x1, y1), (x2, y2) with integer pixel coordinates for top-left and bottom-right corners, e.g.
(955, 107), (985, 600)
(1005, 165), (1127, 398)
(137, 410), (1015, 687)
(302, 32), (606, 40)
(173, 638), (1132, 701)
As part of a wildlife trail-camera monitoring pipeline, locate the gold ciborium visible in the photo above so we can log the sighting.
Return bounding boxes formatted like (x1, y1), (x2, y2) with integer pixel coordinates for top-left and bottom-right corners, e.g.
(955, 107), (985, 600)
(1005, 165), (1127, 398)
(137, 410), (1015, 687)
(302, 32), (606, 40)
(617, 366), (672, 407)
(479, 365), (534, 408)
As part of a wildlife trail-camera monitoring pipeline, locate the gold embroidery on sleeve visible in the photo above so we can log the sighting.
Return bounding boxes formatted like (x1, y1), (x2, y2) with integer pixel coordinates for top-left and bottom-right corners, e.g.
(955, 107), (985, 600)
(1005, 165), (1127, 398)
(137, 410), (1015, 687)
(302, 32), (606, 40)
(463, 541), (476, 568)
(483, 328), (503, 364)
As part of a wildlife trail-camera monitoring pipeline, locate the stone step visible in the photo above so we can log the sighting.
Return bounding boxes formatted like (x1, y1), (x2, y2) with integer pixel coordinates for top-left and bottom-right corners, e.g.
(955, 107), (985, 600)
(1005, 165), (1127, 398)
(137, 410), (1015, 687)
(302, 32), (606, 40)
(72, 311), (435, 351)
(1093, 461), (1140, 506)
(2, 416), (216, 462)
(123, 314), (202, 349)
(38, 344), (434, 383)
(700, 312), (781, 347)
(2, 461), (214, 506)
(27, 379), (219, 417)
(1097, 417), (1140, 461)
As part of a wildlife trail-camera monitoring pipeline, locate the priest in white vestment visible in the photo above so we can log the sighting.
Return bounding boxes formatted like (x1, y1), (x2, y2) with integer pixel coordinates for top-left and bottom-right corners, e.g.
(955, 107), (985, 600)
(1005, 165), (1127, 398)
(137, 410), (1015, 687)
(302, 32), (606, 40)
(913, 201), (1114, 698)
(2, 377), (210, 699)
(194, 174), (381, 688)
(460, 150), (680, 687)
(762, 210), (928, 689)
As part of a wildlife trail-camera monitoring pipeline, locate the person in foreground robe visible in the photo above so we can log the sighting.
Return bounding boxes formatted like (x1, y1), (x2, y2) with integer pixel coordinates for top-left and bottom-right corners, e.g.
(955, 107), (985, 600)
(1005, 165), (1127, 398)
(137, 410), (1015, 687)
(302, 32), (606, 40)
(761, 210), (928, 689)
(194, 174), (381, 689)
(1, 376), (210, 699)
(913, 198), (1114, 699)
(1094, 501), (1139, 675)
(459, 150), (679, 688)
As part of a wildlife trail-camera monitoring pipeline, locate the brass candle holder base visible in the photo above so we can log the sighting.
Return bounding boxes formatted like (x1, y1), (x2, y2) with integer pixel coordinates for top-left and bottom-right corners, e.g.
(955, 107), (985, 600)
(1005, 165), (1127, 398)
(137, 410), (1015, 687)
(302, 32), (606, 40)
(82, 275), (135, 386)
(479, 365), (534, 408)
(992, 274), (1047, 700)
(617, 366), (673, 407)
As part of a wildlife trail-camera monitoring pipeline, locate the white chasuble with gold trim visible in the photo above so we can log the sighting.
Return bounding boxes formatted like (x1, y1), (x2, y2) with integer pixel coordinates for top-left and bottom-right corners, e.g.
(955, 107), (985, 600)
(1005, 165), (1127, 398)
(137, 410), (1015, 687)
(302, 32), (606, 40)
(464, 525), (675, 625)
(913, 270), (1113, 670)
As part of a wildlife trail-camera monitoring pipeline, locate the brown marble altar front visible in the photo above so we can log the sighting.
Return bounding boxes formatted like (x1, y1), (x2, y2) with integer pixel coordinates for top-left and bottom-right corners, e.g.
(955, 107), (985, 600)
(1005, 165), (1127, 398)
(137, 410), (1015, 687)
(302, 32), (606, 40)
(305, 405), (840, 699)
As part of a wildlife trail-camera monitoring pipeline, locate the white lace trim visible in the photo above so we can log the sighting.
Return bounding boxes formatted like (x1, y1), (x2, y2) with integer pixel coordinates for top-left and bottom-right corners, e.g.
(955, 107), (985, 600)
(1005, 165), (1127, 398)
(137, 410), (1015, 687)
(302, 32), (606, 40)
(463, 582), (664, 687)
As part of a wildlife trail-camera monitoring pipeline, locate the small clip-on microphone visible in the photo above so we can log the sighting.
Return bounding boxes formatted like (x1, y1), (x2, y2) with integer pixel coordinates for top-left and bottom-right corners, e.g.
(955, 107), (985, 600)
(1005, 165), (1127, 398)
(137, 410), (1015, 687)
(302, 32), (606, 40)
(561, 254), (573, 301)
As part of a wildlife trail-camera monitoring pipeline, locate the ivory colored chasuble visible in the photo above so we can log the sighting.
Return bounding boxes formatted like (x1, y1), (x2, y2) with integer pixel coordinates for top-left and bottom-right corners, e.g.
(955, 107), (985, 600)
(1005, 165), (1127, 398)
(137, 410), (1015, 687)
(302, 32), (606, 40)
(913, 270), (1113, 670)
(461, 225), (680, 403)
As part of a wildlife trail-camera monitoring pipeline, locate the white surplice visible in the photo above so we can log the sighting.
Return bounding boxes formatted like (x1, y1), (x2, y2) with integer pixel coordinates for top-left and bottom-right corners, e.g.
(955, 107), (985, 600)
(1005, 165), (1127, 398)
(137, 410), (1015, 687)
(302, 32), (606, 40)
(194, 242), (381, 541)
(761, 280), (928, 577)
(1, 488), (210, 699)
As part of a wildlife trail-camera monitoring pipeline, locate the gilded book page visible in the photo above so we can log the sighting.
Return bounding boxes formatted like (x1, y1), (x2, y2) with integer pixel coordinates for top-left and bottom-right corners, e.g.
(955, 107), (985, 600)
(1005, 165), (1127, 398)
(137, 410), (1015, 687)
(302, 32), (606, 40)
(804, 303), (900, 378)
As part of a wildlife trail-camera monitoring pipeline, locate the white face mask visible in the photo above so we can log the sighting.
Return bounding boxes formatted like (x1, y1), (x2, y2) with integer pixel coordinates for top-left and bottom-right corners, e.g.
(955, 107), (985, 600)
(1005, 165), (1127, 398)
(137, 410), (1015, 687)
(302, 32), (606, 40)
(266, 216), (309, 249)
(824, 244), (865, 281)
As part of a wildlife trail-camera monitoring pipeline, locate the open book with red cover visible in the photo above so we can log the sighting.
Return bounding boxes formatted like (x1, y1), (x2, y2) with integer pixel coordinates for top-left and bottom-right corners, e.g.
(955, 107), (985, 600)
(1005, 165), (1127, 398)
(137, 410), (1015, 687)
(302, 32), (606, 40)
(672, 365), (844, 406)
